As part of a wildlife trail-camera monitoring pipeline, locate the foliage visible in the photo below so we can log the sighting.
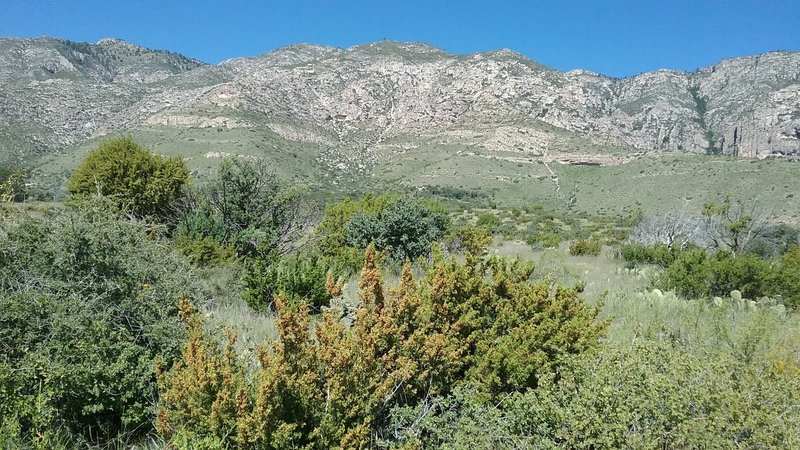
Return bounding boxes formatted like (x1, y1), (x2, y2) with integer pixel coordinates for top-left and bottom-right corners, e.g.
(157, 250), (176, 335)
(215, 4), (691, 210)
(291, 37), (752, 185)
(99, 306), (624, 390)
(524, 220), (563, 249)
(475, 212), (502, 232)
(67, 137), (189, 219)
(443, 225), (492, 256)
(344, 196), (450, 262)
(388, 342), (800, 449)
(775, 245), (800, 308)
(619, 242), (684, 267)
(0, 166), (26, 202)
(315, 193), (394, 258)
(156, 245), (606, 448)
(178, 158), (310, 259)
(568, 238), (602, 256)
(0, 198), (196, 445)
(241, 252), (344, 312)
(701, 194), (768, 254)
(176, 235), (237, 267)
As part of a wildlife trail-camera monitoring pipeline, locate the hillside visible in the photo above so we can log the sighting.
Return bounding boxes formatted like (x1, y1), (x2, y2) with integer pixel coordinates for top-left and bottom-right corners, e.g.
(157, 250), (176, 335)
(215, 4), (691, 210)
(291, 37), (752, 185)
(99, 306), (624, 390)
(2, 37), (800, 215)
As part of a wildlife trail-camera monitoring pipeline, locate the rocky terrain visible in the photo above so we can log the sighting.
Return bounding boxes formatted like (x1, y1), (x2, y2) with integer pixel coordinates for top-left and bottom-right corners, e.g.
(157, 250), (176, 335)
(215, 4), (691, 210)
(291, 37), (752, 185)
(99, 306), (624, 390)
(1, 37), (799, 171)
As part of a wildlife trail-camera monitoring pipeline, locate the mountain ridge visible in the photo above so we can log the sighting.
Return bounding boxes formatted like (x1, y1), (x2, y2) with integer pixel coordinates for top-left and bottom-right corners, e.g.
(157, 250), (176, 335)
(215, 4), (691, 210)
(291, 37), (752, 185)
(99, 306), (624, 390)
(1, 36), (799, 172)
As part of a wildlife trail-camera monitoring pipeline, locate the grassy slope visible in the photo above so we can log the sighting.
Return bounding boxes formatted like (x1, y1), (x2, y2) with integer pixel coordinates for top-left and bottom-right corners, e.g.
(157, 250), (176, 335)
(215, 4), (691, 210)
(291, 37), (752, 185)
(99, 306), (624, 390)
(28, 117), (800, 221)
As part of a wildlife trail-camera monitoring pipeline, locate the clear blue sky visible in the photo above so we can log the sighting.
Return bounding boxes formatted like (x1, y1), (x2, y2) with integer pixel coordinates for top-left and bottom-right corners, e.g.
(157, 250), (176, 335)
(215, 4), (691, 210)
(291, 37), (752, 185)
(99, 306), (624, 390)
(1, 0), (798, 77)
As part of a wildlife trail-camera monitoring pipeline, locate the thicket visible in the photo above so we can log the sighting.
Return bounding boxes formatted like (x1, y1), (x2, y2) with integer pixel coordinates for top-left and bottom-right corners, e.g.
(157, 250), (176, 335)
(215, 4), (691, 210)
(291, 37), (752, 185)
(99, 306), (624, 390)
(242, 252), (345, 312)
(177, 158), (310, 260)
(316, 194), (450, 267)
(621, 242), (800, 307)
(388, 342), (800, 448)
(568, 238), (602, 256)
(155, 245), (606, 448)
(67, 137), (189, 220)
(0, 198), (198, 446)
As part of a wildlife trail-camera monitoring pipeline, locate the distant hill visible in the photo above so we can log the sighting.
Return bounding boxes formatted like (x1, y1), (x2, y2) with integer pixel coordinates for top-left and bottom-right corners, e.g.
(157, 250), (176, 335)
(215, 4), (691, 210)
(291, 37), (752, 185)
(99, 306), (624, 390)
(2, 37), (799, 216)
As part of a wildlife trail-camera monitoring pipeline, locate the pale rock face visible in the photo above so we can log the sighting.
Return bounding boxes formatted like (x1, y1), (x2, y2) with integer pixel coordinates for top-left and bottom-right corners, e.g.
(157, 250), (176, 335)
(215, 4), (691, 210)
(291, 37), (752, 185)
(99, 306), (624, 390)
(1, 37), (799, 164)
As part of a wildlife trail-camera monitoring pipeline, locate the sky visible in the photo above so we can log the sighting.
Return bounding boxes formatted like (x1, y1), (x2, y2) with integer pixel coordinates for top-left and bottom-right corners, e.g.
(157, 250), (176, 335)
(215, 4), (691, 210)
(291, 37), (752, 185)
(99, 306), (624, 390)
(1, 0), (798, 78)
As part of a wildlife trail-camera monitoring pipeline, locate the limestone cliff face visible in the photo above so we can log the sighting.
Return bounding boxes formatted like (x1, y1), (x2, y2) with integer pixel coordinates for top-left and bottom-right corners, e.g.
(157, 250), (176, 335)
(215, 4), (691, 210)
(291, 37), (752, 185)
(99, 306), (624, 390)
(1, 37), (798, 164)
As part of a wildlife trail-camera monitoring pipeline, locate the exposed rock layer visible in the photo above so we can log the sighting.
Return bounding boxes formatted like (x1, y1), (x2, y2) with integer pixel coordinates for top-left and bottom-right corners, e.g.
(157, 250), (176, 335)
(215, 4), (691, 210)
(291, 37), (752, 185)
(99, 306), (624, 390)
(1, 37), (799, 163)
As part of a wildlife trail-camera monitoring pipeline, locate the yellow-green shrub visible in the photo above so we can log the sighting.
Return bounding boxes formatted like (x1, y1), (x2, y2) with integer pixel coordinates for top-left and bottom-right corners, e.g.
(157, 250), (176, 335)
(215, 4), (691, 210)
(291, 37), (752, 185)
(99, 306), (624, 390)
(156, 245), (606, 448)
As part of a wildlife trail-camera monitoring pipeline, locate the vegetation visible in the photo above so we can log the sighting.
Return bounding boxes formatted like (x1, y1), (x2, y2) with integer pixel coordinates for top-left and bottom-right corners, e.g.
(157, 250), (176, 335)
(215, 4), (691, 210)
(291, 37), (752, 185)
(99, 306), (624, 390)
(156, 244), (606, 448)
(0, 166), (26, 202)
(0, 198), (197, 446)
(177, 158), (311, 259)
(3, 136), (800, 448)
(569, 237), (602, 256)
(67, 137), (189, 219)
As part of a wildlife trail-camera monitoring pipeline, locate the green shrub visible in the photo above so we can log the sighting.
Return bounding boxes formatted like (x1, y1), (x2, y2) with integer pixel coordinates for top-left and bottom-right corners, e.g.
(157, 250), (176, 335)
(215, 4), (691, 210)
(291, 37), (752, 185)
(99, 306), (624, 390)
(444, 225), (492, 256)
(315, 193), (395, 260)
(388, 342), (800, 449)
(619, 243), (682, 267)
(157, 246), (606, 448)
(0, 166), (26, 202)
(176, 235), (236, 267)
(67, 137), (189, 219)
(242, 252), (343, 312)
(569, 238), (602, 256)
(0, 198), (196, 444)
(344, 196), (449, 262)
(775, 245), (800, 308)
(185, 158), (309, 258)
(475, 212), (502, 232)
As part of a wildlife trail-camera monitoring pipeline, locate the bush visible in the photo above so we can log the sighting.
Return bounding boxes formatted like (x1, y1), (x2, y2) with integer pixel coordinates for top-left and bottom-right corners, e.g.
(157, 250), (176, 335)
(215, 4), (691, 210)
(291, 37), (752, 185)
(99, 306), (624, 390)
(775, 245), (800, 308)
(444, 225), (492, 256)
(156, 246), (606, 448)
(569, 238), (602, 256)
(388, 343), (800, 449)
(241, 252), (344, 312)
(0, 166), (26, 202)
(619, 243), (682, 267)
(0, 198), (197, 444)
(67, 137), (189, 219)
(177, 158), (311, 259)
(475, 212), (502, 232)
(344, 196), (450, 262)
(176, 235), (236, 267)
(316, 193), (394, 257)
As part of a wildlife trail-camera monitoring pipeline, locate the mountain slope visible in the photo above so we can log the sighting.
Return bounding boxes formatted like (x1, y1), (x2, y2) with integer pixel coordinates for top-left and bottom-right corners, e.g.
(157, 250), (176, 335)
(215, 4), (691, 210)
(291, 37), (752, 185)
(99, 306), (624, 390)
(2, 37), (799, 167)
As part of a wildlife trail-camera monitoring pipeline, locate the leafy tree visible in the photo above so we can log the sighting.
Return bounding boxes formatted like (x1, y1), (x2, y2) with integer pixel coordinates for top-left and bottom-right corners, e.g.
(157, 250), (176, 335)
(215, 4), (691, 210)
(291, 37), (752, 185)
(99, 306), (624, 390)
(67, 137), (189, 219)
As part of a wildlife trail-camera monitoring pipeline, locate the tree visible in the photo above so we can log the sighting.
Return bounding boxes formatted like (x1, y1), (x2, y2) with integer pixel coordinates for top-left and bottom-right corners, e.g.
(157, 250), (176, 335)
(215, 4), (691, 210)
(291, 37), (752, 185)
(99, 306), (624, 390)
(345, 197), (450, 262)
(629, 210), (704, 251)
(67, 137), (189, 219)
(701, 195), (769, 256)
(178, 158), (313, 258)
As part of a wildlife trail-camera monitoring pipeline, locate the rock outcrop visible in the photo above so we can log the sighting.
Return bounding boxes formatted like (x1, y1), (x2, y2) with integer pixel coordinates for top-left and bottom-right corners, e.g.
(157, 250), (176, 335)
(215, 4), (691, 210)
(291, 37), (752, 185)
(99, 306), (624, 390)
(1, 37), (799, 165)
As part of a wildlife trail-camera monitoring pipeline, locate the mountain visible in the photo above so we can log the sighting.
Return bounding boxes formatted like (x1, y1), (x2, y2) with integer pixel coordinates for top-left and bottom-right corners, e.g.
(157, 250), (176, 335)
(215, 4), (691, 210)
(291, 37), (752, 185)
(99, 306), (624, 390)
(1, 37), (799, 213)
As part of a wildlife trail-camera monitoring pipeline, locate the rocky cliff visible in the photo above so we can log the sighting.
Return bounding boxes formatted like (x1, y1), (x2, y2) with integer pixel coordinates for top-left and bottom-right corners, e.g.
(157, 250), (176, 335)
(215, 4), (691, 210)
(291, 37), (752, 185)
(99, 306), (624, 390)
(1, 37), (799, 166)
